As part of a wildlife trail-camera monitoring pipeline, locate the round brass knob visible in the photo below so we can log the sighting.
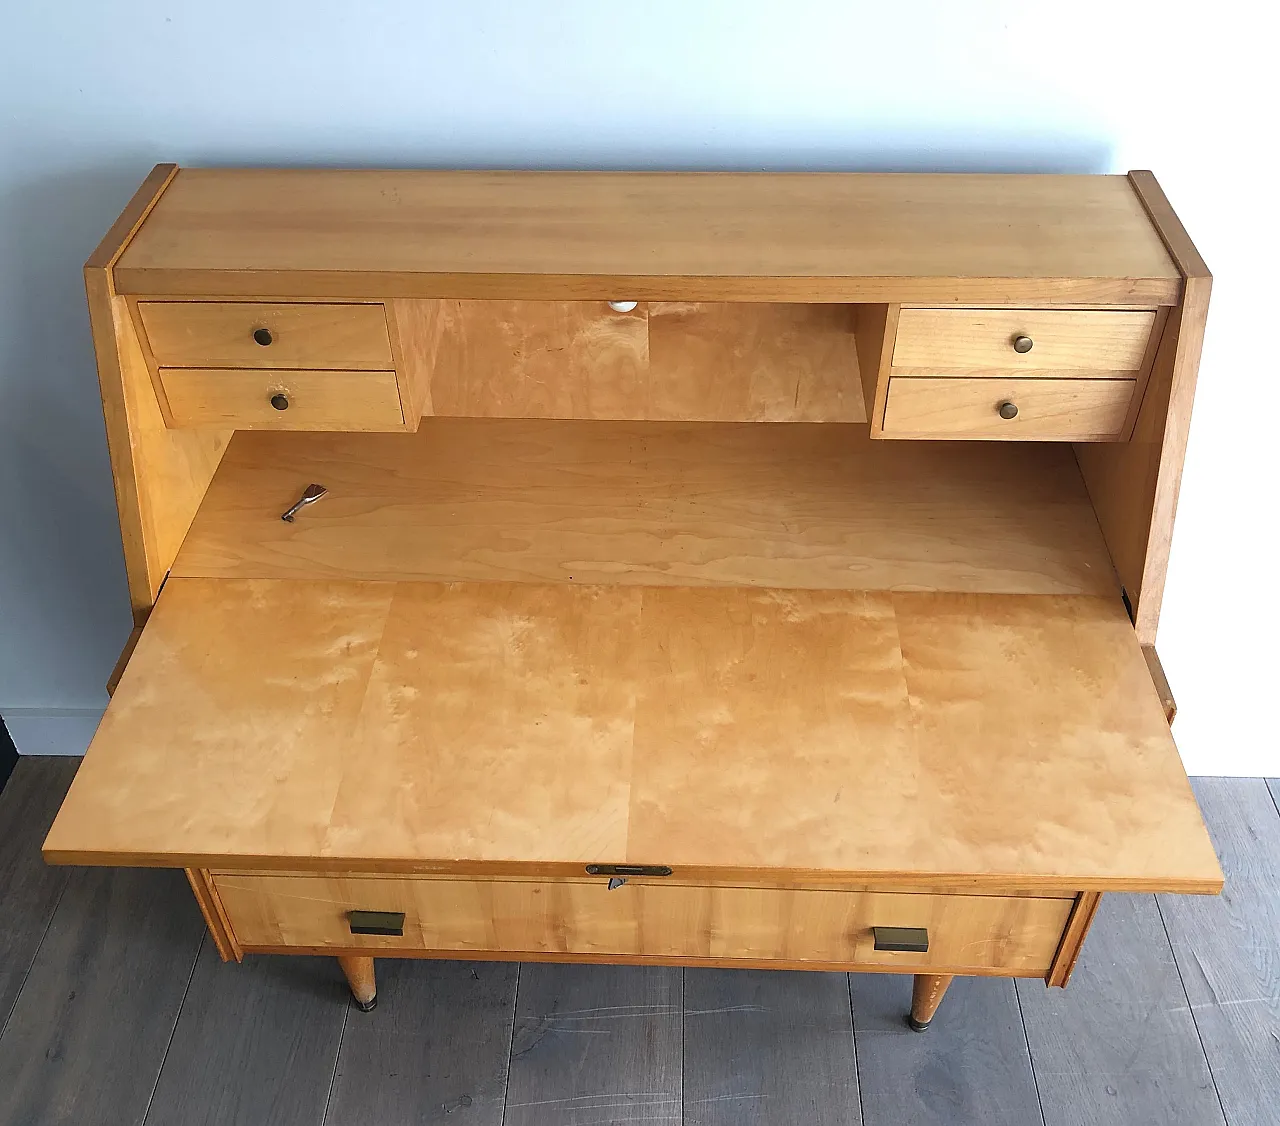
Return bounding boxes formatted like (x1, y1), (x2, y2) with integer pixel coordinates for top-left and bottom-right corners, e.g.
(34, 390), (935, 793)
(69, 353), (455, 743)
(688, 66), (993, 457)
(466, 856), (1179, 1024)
(270, 393), (290, 411)
(253, 328), (274, 346)
(998, 401), (1019, 420)
(1012, 335), (1033, 354)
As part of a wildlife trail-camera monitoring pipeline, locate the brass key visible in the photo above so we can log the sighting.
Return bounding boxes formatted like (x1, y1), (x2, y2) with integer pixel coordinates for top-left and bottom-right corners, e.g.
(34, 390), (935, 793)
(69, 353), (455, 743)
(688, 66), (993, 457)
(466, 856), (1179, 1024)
(281, 483), (327, 523)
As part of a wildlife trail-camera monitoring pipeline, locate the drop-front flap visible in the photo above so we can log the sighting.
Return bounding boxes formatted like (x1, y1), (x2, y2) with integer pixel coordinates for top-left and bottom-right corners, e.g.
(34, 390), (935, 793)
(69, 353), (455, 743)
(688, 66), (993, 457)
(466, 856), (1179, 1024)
(44, 577), (1221, 894)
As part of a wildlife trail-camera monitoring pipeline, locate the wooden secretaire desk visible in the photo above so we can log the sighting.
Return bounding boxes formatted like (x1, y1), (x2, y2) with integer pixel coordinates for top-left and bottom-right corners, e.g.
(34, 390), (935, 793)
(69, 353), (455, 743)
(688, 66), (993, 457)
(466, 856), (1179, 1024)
(43, 166), (1222, 1032)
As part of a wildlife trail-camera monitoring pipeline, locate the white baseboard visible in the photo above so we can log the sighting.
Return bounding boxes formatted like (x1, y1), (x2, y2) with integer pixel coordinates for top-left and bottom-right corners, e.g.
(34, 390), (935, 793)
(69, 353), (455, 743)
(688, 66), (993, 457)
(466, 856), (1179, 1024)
(3, 708), (104, 756)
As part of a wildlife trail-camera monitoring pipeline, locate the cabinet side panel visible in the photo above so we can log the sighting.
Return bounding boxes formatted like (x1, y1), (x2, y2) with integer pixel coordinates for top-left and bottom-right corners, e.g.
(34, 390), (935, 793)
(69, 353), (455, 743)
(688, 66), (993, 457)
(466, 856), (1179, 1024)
(185, 868), (242, 962)
(86, 166), (231, 622)
(88, 274), (230, 621)
(1074, 172), (1211, 644)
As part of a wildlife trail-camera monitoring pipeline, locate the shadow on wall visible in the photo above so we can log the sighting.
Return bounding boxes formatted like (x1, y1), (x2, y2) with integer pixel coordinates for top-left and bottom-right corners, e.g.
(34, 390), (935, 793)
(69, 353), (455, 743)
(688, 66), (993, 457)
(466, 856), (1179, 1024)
(0, 134), (1113, 718)
(0, 157), (168, 709)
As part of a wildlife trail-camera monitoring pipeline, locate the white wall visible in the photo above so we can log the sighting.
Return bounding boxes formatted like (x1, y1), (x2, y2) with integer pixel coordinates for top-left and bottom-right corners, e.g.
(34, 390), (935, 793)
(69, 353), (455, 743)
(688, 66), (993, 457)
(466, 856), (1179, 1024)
(1, 0), (1275, 774)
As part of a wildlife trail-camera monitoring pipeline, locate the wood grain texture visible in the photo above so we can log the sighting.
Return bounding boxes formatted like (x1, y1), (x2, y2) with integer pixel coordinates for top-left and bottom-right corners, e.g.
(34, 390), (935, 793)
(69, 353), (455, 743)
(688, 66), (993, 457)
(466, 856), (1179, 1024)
(0, 758), (79, 1030)
(426, 299), (649, 418)
(911, 973), (954, 1026)
(213, 873), (1071, 974)
(338, 954), (376, 1006)
(112, 169), (1180, 303)
(0, 867), (206, 1126)
(503, 963), (682, 1126)
(88, 265), (229, 620)
(1045, 891), (1102, 988)
(854, 303), (899, 434)
(172, 418), (1120, 598)
(398, 300), (864, 422)
(86, 163), (179, 269)
(142, 948), (346, 1126)
(44, 579), (1220, 894)
(1142, 645), (1177, 724)
(647, 302), (864, 421)
(851, 974), (1043, 1126)
(1016, 893), (1225, 1126)
(891, 307), (1156, 374)
(683, 969), (861, 1126)
(186, 867), (241, 962)
(1158, 779), (1280, 1126)
(86, 167), (231, 620)
(159, 367), (405, 430)
(1075, 172), (1212, 643)
(137, 300), (392, 368)
(325, 960), (519, 1126)
(881, 376), (1134, 440)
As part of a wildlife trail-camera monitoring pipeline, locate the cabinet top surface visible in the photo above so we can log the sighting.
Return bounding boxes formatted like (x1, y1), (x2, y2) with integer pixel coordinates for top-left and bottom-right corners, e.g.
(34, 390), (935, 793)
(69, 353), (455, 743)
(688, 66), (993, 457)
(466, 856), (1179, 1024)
(112, 169), (1181, 302)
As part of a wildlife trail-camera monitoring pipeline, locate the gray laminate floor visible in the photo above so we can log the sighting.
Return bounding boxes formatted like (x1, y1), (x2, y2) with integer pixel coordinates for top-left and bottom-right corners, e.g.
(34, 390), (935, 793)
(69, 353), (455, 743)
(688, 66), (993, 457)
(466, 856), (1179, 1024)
(1, 758), (1277, 1126)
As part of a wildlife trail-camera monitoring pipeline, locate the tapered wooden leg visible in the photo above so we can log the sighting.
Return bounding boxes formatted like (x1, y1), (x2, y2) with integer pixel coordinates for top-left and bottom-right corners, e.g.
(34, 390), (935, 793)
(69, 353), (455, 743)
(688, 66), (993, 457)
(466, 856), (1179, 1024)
(908, 973), (954, 1032)
(338, 955), (377, 1012)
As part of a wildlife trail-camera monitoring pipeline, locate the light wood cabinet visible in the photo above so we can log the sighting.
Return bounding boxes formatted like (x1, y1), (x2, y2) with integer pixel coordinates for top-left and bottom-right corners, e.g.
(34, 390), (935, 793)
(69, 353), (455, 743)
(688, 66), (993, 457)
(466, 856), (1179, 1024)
(44, 166), (1220, 1036)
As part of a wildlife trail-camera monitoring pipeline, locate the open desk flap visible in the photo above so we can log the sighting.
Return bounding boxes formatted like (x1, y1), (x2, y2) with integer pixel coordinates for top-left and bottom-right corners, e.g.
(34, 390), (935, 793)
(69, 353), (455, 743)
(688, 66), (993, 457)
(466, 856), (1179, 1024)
(44, 577), (1222, 894)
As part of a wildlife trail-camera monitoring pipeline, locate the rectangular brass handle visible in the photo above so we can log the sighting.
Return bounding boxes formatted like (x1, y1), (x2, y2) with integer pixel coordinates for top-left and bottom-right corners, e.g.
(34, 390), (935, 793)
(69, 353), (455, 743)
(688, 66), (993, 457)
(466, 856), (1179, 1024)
(347, 909), (405, 937)
(872, 926), (929, 953)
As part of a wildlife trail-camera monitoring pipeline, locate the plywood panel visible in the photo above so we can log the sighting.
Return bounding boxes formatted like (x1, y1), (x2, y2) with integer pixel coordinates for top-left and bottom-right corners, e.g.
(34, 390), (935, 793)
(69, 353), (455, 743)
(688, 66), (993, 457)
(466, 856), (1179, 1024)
(113, 169), (1180, 304)
(85, 166), (229, 620)
(171, 418), (1119, 598)
(646, 302), (864, 421)
(426, 299), (648, 418)
(1074, 172), (1212, 643)
(44, 579), (1222, 894)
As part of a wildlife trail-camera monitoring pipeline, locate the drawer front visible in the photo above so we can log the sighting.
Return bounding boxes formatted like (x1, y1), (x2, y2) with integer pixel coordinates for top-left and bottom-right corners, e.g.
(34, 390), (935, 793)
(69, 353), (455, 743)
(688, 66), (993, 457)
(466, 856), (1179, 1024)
(882, 377), (1134, 441)
(159, 368), (405, 430)
(213, 873), (1073, 974)
(138, 302), (393, 368)
(892, 308), (1156, 375)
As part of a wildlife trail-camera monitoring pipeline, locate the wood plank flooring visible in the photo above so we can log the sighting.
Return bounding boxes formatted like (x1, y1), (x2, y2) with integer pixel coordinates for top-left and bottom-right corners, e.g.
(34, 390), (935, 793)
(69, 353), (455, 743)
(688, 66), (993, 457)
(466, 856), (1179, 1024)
(1, 758), (1276, 1126)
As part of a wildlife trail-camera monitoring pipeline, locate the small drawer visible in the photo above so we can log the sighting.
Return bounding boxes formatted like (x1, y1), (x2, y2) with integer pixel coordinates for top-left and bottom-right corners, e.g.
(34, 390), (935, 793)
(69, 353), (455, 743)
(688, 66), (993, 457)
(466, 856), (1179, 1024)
(138, 301), (393, 369)
(159, 368), (405, 431)
(212, 872), (1073, 974)
(892, 308), (1156, 375)
(882, 377), (1134, 441)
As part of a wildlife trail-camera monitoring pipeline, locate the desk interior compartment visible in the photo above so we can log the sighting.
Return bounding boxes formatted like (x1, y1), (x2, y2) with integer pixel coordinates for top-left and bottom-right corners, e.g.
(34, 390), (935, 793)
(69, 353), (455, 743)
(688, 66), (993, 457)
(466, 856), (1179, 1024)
(44, 418), (1221, 902)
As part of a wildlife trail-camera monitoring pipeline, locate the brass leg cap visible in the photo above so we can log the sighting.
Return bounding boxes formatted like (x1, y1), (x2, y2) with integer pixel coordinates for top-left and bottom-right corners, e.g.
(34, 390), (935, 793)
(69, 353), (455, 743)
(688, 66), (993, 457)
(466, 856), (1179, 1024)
(907, 1015), (931, 1033)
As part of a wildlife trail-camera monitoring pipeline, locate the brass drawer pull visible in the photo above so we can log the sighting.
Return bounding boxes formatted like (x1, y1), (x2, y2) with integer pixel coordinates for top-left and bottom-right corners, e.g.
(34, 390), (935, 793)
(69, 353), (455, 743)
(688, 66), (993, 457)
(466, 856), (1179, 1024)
(998, 401), (1019, 420)
(1012, 334), (1034, 353)
(347, 909), (405, 936)
(872, 926), (929, 952)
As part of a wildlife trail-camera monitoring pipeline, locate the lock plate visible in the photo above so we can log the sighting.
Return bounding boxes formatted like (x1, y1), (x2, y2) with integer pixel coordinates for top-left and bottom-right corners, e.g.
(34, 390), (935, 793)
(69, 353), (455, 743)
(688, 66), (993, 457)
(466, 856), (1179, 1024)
(585, 864), (672, 877)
